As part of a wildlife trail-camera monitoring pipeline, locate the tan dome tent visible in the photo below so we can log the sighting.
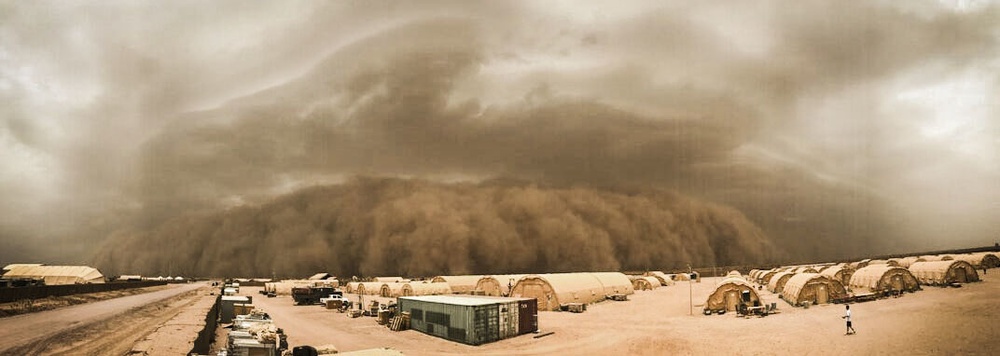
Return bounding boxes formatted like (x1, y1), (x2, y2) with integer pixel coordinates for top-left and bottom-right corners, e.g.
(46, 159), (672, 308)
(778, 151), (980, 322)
(950, 253), (1000, 269)
(816, 265), (834, 273)
(510, 273), (634, 311)
(643, 271), (675, 286)
(726, 271), (744, 280)
(921, 255), (952, 262)
(895, 257), (922, 268)
(789, 266), (818, 274)
(430, 275), (484, 294)
(767, 272), (796, 293)
(590, 272), (635, 296)
(629, 276), (658, 291)
(704, 278), (761, 314)
(849, 265), (920, 294)
(356, 282), (383, 296)
(748, 269), (761, 281)
(344, 282), (361, 294)
(760, 270), (780, 285)
(780, 273), (848, 307)
(405, 282), (453, 296)
(475, 275), (527, 297)
(854, 259), (872, 269)
(380, 282), (408, 297)
(1, 265), (105, 285)
(373, 276), (408, 283)
(867, 259), (899, 267)
(820, 265), (855, 286)
(908, 260), (980, 286)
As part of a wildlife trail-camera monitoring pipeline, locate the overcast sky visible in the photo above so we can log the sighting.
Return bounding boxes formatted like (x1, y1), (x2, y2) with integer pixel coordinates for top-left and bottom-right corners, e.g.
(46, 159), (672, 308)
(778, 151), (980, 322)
(1, 0), (998, 264)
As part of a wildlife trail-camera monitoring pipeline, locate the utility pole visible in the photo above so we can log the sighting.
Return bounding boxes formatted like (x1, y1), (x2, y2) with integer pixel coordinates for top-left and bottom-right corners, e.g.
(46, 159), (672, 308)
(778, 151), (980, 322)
(687, 263), (693, 316)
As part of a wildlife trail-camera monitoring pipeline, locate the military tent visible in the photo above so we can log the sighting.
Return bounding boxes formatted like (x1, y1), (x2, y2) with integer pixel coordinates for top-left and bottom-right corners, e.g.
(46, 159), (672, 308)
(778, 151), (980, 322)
(704, 277), (761, 314)
(767, 272), (796, 293)
(867, 259), (899, 267)
(1, 265), (105, 285)
(908, 260), (980, 286)
(849, 265), (920, 294)
(380, 282), (408, 297)
(404, 282), (453, 296)
(475, 275), (527, 297)
(373, 277), (408, 283)
(760, 270), (780, 285)
(510, 272), (634, 311)
(819, 265), (855, 286)
(780, 273), (848, 307)
(950, 253), (1000, 269)
(430, 275), (485, 294)
(643, 271), (676, 286)
(629, 276), (659, 291)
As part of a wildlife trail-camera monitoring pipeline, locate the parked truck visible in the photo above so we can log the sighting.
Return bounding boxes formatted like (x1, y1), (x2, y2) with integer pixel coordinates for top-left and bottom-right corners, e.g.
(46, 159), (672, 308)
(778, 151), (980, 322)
(291, 286), (339, 305)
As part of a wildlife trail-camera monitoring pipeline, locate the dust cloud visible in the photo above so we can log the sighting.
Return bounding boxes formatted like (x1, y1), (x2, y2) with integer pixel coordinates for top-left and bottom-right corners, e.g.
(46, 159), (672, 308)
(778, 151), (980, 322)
(94, 177), (779, 277)
(1, 2), (998, 274)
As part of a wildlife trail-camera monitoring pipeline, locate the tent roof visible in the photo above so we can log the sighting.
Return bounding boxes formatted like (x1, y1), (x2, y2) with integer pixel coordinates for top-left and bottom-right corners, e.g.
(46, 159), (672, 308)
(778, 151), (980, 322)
(2, 265), (105, 284)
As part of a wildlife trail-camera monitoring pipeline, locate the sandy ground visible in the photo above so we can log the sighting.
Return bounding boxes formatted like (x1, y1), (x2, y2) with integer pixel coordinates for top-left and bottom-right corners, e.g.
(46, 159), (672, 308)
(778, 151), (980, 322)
(0, 282), (208, 355)
(0, 284), (175, 318)
(223, 273), (1000, 355)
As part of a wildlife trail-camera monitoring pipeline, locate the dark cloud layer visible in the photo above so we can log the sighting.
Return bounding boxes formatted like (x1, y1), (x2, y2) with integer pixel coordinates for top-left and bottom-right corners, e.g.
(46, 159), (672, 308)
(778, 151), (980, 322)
(95, 177), (779, 277)
(1, 2), (998, 274)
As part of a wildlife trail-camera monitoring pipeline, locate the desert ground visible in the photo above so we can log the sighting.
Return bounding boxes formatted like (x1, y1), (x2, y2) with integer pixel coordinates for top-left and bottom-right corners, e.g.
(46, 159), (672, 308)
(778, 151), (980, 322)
(0, 282), (210, 355)
(216, 273), (1000, 355)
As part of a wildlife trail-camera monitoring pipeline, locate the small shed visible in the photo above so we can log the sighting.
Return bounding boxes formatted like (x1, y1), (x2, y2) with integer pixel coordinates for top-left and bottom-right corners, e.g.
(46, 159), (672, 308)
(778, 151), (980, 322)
(399, 295), (537, 345)
(908, 260), (980, 286)
(430, 275), (485, 294)
(780, 273), (847, 307)
(704, 277), (761, 314)
(474, 275), (527, 297)
(849, 265), (920, 294)
(767, 272), (796, 293)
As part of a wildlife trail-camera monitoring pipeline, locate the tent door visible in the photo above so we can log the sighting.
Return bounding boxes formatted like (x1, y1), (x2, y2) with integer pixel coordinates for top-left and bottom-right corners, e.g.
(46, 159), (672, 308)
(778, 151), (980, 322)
(524, 284), (548, 311)
(890, 275), (903, 291)
(816, 285), (828, 304)
(956, 268), (968, 283)
(725, 291), (739, 311)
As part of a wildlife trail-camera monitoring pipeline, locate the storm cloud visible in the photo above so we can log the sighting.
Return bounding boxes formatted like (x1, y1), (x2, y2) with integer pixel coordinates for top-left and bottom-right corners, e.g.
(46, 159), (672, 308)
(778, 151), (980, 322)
(1, 1), (998, 274)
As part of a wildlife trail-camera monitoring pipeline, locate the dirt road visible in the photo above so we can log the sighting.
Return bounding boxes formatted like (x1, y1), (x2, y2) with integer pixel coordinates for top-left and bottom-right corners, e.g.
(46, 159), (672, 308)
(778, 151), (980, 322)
(0, 282), (208, 354)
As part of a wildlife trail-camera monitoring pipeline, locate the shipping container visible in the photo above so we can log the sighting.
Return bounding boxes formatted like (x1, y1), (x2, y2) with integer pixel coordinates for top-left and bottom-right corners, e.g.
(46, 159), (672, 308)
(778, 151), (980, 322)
(221, 295), (252, 323)
(398, 295), (537, 345)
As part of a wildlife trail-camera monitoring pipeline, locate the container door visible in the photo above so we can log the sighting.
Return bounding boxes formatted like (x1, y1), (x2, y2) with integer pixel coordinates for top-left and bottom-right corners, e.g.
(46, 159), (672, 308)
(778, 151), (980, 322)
(518, 300), (538, 334)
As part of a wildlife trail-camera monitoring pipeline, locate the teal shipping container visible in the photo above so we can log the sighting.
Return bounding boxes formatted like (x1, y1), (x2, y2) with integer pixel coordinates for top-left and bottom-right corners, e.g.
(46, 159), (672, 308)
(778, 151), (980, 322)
(398, 295), (538, 345)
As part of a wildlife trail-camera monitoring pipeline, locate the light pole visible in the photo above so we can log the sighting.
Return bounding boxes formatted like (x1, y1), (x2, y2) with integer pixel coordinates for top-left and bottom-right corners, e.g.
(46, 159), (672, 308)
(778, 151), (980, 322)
(687, 263), (693, 316)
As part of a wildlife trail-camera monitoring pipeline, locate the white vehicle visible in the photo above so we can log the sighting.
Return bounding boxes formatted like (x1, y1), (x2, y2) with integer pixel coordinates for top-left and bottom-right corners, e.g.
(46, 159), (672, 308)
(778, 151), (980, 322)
(320, 294), (351, 306)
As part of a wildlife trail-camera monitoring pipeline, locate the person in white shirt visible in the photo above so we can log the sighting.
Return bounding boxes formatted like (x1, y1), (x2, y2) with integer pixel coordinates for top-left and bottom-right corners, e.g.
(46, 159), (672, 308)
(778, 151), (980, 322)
(842, 304), (856, 335)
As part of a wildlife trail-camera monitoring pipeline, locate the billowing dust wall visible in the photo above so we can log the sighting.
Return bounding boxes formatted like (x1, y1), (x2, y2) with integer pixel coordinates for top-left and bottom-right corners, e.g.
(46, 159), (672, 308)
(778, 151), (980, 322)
(93, 178), (779, 277)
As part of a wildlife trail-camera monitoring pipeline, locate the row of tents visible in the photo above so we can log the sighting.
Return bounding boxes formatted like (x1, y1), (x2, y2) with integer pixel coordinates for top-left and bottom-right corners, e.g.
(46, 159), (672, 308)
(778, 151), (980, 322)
(337, 273), (639, 311)
(728, 254), (996, 312)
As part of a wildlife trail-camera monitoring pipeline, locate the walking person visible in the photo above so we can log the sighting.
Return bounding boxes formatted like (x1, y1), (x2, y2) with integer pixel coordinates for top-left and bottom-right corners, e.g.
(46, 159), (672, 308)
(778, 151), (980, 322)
(842, 304), (856, 335)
